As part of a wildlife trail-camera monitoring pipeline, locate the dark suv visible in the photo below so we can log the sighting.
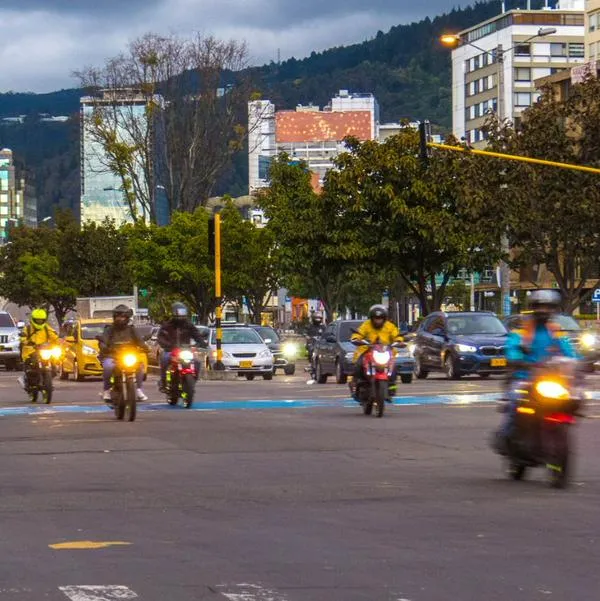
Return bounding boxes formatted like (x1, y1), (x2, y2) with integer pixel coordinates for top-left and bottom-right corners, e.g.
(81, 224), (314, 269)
(413, 311), (508, 379)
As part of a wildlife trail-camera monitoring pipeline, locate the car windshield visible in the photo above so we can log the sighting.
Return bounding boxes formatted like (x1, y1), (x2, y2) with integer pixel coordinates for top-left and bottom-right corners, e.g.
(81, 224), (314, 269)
(447, 315), (507, 336)
(81, 324), (109, 340)
(211, 328), (263, 345)
(554, 315), (580, 331)
(254, 326), (280, 342)
(338, 321), (363, 342)
(0, 314), (15, 328)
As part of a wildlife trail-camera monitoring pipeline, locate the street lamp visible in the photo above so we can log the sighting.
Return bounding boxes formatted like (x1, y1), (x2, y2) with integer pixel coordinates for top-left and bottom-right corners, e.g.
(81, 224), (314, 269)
(440, 26), (556, 315)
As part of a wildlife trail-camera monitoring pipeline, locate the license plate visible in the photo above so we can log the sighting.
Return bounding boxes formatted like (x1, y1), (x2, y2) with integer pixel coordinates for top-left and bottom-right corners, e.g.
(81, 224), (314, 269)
(0, 346), (4, 351)
(240, 360), (253, 368)
(491, 358), (507, 367)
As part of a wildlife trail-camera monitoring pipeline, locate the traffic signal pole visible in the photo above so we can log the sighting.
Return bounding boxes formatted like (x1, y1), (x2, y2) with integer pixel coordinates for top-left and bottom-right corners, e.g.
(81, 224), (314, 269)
(214, 214), (225, 370)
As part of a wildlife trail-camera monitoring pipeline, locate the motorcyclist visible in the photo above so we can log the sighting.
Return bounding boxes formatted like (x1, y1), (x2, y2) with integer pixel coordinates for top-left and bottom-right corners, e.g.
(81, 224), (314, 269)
(98, 305), (148, 404)
(157, 302), (206, 392)
(305, 312), (325, 379)
(350, 304), (404, 403)
(18, 308), (60, 391)
(495, 289), (577, 453)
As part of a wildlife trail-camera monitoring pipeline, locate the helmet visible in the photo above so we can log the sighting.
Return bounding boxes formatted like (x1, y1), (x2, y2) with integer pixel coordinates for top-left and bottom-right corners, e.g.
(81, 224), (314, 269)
(30, 308), (48, 330)
(311, 312), (323, 326)
(368, 304), (388, 321)
(172, 302), (188, 319)
(113, 304), (133, 320)
(529, 289), (561, 309)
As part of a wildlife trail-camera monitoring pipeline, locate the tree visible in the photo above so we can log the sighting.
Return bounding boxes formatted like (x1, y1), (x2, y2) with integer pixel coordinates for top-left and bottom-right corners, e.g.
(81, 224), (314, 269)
(326, 132), (501, 315)
(76, 32), (253, 220)
(220, 201), (279, 323)
(459, 77), (600, 314)
(127, 209), (216, 322)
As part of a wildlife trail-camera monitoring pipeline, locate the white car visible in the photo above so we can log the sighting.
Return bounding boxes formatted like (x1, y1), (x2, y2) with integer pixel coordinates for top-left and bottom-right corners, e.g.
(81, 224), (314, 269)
(207, 326), (273, 380)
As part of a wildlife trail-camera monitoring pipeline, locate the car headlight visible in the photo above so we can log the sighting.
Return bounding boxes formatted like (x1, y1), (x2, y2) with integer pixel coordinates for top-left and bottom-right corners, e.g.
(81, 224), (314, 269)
(345, 351), (355, 361)
(373, 350), (391, 366)
(535, 380), (569, 400)
(580, 332), (597, 350)
(407, 342), (416, 355)
(259, 349), (272, 358)
(8, 332), (19, 343)
(456, 344), (477, 353)
(283, 342), (297, 358)
(82, 345), (97, 356)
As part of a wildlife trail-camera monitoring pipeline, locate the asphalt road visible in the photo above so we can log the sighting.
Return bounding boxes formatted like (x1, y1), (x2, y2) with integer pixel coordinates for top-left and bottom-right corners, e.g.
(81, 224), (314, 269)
(0, 366), (599, 600)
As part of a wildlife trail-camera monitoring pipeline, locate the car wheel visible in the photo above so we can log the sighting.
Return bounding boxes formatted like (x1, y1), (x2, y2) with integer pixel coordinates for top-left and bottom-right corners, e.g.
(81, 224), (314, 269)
(263, 372), (273, 381)
(400, 374), (413, 384)
(59, 363), (69, 381)
(444, 354), (461, 380)
(414, 355), (429, 379)
(74, 361), (84, 382)
(284, 365), (296, 376)
(335, 360), (347, 384)
(316, 360), (328, 384)
(245, 374), (255, 381)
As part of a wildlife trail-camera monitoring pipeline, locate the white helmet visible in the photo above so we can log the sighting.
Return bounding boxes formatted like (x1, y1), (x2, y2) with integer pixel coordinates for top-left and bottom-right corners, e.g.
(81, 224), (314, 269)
(529, 289), (561, 309)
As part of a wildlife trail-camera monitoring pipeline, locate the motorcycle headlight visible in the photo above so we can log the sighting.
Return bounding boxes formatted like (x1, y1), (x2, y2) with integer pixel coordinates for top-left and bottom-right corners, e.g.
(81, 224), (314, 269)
(580, 332), (596, 350)
(283, 342), (297, 358)
(122, 353), (138, 368)
(373, 350), (391, 366)
(535, 380), (569, 400)
(456, 344), (477, 353)
(82, 345), (97, 356)
(179, 350), (194, 363)
(51, 346), (63, 359)
(259, 349), (272, 358)
(39, 349), (53, 361)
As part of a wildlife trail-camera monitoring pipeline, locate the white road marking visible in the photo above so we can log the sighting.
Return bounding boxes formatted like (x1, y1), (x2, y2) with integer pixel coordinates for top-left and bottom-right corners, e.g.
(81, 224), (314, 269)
(217, 583), (290, 601)
(59, 586), (138, 601)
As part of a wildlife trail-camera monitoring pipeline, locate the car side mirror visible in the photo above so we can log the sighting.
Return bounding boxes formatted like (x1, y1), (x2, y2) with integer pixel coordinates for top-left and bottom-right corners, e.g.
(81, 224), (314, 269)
(17, 321), (25, 329)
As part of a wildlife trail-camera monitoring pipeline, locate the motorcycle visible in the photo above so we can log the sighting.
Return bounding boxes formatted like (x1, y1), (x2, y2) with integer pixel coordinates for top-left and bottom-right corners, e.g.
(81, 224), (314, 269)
(351, 337), (404, 418)
(165, 346), (197, 408)
(110, 344), (143, 422)
(503, 356), (581, 489)
(26, 343), (62, 404)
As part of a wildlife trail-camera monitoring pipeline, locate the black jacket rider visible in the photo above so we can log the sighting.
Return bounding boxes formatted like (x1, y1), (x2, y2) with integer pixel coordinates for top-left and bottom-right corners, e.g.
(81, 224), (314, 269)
(157, 319), (206, 352)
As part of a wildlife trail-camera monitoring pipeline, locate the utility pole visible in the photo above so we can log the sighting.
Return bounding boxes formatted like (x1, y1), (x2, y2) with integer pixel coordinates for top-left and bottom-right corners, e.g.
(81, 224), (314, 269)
(213, 214), (224, 370)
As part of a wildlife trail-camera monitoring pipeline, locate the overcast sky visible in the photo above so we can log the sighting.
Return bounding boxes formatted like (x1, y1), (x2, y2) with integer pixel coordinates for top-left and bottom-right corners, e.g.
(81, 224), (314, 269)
(0, 0), (474, 93)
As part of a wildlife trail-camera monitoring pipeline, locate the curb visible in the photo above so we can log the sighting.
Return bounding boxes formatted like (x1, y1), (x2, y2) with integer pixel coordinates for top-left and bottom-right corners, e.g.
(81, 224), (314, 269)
(147, 365), (238, 381)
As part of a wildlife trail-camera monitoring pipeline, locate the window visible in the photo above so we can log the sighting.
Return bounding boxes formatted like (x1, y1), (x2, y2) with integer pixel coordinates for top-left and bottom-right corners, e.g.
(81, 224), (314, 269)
(551, 43), (567, 57)
(568, 43), (584, 58)
(482, 77), (489, 91)
(515, 67), (531, 82)
(474, 103), (481, 118)
(481, 52), (489, 67)
(589, 11), (599, 32)
(473, 79), (480, 94)
(473, 55), (480, 70)
(0, 206), (7, 216)
(514, 43), (531, 56)
(515, 92), (532, 107)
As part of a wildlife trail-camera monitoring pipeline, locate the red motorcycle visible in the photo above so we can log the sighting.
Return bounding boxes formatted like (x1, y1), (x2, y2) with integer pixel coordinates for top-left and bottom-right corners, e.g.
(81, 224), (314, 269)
(351, 338), (404, 418)
(165, 346), (197, 408)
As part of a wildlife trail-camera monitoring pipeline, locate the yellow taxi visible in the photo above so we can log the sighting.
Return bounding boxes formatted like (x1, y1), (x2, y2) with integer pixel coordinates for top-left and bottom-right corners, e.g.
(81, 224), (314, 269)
(59, 318), (148, 381)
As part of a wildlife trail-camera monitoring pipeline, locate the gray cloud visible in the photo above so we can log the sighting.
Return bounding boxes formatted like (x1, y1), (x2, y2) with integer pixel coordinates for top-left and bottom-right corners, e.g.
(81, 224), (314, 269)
(0, 0), (471, 93)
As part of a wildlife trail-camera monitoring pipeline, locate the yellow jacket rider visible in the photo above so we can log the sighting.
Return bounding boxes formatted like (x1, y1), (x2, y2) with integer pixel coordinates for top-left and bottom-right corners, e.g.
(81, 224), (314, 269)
(350, 304), (404, 402)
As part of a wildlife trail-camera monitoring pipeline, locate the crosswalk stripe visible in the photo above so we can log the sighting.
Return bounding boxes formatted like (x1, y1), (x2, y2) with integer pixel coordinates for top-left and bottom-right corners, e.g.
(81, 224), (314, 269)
(217, 583), (290, 600)
(59, 586), (138, 601)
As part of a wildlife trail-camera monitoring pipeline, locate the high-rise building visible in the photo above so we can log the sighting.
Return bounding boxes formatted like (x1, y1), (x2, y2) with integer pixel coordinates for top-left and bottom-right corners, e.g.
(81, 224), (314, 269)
(80, 89), (153, 225)
(450, 0), (585, 144)
(586, 0), (600, 59)
(248, 90), (379, 194)
(0, 149), (28, 243)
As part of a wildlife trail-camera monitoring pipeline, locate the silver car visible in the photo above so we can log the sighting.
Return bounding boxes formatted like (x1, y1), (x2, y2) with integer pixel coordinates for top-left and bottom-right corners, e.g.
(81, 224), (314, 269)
(207, 326), (273, 380)
(0, 311), (21, 371)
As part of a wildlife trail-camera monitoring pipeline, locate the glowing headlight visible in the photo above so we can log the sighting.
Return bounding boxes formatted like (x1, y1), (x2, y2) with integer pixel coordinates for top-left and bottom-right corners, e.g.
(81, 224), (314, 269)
(283, 342), (297, 358)
(39, 349), (53, 361)
(82, 345), (97, 356)
(407, 342), (416, 355)
(259, 349), (272, 358)
(122, 353), (138, 368)
(535, 380), (569, 400)
(581, 332), (596, 349)
(456, 344), (477, 353)
(373, 350), (391, 366)
(179, 350), (194, 362)
(51, 346), (63, 359)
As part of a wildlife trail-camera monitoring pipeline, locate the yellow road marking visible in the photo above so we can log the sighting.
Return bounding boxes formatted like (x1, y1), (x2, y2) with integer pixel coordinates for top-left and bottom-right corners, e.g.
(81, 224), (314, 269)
(49, 540), (131, 550)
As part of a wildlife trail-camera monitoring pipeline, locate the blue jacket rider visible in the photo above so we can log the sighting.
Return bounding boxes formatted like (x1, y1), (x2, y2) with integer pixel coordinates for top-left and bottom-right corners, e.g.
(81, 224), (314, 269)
(498, 289), (577, 450)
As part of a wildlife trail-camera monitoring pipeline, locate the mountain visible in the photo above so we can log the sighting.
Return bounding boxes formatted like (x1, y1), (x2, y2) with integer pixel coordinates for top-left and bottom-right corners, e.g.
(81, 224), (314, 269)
(0, 0), (547, 219)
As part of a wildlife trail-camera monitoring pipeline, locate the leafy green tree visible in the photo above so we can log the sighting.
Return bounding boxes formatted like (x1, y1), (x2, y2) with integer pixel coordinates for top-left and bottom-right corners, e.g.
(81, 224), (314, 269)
(127, 209), (216, 322)
(460, 77), (600, 314)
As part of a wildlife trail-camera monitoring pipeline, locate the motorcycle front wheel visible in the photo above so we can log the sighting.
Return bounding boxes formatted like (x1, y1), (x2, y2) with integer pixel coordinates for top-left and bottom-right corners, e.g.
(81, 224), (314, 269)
(375, 380), (388, 418)
(42, 370), (53, 404)
(547, 425), (570, 489)
(167, 372), (179, 406)
(181, 373), (195, 408)
(126, 378), (137, 422)
(114, 382), (126, 421)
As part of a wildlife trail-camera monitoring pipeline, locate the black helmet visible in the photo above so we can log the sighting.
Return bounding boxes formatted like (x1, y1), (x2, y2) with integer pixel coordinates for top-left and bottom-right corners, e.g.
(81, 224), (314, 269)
(113, 304), (133, 318)
(368, 304), (388, 321)
(311, 312), (323, 325)
(172, 302), (188, 319)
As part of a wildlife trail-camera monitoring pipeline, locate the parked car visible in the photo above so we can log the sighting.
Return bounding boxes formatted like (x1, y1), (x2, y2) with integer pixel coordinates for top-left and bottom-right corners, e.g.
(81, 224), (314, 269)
(0, 311), (21, 371)
(249, 325), (297, 376)
(313, 319), (416, 384)
(146, 326), (162, 366)
(504, 312), (599, 372)
(413, 311), (508, 379)
(206, 325), (273, 380)
(59, 318), (148, 381)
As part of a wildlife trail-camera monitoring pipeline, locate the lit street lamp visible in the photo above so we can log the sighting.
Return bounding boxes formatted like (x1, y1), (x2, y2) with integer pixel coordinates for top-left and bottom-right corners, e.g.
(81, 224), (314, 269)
(440, 26), (557, 315)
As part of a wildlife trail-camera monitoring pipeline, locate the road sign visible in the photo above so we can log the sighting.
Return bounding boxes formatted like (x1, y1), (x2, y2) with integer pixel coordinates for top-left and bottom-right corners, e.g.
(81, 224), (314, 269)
(593, 289), (600, 303)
